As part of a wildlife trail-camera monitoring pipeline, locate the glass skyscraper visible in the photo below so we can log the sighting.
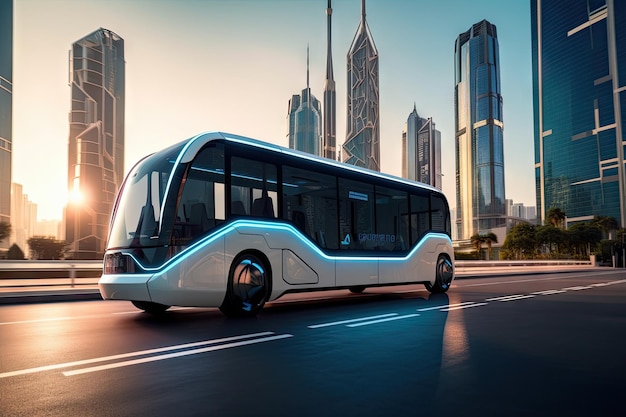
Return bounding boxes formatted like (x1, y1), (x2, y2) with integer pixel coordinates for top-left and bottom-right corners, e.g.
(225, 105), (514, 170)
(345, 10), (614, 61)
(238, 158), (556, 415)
(323, 0), (337, 161)
(66, 28), (125, 259)
(454, 19), (506, 241)
(343, 0), (380, 171)
(0, 0), (12, 237)
(287, 48), (322, 156)
(532, 0), (626, 228)
(402, 105), (442, 190)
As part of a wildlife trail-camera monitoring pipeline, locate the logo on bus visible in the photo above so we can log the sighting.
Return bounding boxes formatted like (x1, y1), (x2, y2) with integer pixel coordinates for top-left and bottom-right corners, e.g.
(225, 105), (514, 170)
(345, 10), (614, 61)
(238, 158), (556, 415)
(341, 234), (351, 246)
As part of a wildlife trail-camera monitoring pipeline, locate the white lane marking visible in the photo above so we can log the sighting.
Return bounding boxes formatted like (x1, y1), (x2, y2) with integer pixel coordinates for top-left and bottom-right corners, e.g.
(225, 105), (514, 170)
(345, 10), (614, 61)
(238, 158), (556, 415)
(486, 294), (536, 302)
(531, 289), (566, 295)
(346, 314), (420, 328)
(440, 303), (488, 312)
(602, 279), (626, 285)
(457, 271), (620, 287)
(562, 286), (592, 291)
(308, 313), (398, 329)
(63, 334), (293, 376)
(0, 332), (275, 379)
(417, 302), (478, 312)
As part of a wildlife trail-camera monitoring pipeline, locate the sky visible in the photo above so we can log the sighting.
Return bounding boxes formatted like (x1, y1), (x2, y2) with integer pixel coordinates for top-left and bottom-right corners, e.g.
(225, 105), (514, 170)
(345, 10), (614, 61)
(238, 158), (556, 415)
(12, 0), (535, 221)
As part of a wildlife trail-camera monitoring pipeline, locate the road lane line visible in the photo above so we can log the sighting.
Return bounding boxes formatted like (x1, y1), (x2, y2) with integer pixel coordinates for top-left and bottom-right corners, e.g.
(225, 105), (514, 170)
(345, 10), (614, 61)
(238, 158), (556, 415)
(0, 332), (275, 379)
(307, 313), (398, 329)
(531, 289), (566, 295)
(63, 334), (293, 376)
(440, 303), (488, 311)
(456, 271), (620, 288)
(417, 302), (477, 312)
(562, 286), (592, 291)
(346, 314), (420, 327)
(494, 295), (536, 302)
(486, 294), (532, 302)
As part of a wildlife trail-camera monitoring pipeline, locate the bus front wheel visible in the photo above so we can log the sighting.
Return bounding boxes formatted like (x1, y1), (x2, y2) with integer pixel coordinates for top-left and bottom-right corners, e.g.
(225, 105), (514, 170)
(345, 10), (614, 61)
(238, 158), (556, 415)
(131, 300), (170, 314)
(220, 252), (270, 317)
(425, 255), (453, 294)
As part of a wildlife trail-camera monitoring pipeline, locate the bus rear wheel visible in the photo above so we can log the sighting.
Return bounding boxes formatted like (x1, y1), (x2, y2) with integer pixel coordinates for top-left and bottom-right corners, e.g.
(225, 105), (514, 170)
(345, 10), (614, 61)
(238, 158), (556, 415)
(425, 255), (453, 294)
(220, 252), (270, 317)
(131, 300), (171, 314)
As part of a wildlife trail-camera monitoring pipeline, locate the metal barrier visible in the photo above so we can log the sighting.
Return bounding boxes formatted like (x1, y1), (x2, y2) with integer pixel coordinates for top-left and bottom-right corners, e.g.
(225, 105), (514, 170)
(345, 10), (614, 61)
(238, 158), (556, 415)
(0, 259), (598, 290)
(0, 260), (102, 289)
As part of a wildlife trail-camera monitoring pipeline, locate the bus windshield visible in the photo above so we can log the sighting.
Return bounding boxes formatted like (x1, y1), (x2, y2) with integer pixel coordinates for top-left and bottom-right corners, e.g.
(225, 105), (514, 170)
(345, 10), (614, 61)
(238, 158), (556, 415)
(107, 141), (185, 250)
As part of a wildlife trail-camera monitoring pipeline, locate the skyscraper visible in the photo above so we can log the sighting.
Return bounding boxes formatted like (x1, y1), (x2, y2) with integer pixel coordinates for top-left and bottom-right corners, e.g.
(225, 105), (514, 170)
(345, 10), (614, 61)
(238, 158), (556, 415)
(343, 0), (380, 171)
(402, 105), (442, 189)
(454, 19), (506, 241)
(532, 0), (625, 228)
(66, 28), (125, 259)
(323, 0), (337, 161)
(0, 0), (13, 244)
(287, 47), (322, 156)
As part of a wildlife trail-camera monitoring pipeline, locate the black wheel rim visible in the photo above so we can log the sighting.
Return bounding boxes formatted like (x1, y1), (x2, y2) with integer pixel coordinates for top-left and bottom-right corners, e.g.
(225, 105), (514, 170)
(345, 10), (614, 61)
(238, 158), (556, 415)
(437, 257), (453, 290)
(231, 255), (267, 312)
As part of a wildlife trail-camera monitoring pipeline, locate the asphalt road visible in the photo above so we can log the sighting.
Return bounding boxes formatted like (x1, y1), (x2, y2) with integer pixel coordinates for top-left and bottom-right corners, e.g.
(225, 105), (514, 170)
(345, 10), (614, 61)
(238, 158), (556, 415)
(1, 269), (625, 417)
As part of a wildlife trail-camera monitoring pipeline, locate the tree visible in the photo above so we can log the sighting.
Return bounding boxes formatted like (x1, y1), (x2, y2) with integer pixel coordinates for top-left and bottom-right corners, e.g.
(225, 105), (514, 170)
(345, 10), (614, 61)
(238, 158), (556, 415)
(483, 232), (498, 260)
(535, 224), (564, 256)
(591, 215), (618, 240)
(7, 244), (25, 260)
(27, 236), (68, 260)
(0, 222), (11, 243)
(470, 234), (485, 259)
(502, 223), (537, 260)
(546, 207), (566, 228)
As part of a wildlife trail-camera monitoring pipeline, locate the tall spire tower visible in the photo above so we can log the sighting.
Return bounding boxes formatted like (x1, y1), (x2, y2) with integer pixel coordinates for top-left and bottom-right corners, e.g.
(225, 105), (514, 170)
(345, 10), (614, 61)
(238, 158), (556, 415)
(343, 0), (380, 171)
(323, 0), (336, 161)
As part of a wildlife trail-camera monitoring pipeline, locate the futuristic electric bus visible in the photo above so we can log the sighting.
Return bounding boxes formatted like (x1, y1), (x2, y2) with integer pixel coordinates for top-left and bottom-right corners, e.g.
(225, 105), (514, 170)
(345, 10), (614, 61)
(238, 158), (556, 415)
(99, 132), (454, 316)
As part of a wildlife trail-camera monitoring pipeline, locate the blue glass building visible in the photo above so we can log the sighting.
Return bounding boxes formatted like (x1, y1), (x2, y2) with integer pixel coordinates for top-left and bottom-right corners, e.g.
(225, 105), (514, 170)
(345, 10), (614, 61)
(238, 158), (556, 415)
(343, 0), (380, 171)
(402, 105), (442, 190)
(287, 48), (322, 156)
(0, 0), (12, 237)
(454, 20), (506, 241)
(66, 28), (125, 259)
(532, 0), (626, 228)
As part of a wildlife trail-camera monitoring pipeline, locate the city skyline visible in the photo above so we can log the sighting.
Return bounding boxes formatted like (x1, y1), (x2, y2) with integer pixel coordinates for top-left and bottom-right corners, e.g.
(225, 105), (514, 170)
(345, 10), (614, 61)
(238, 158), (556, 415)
(11, 0), (534, 221)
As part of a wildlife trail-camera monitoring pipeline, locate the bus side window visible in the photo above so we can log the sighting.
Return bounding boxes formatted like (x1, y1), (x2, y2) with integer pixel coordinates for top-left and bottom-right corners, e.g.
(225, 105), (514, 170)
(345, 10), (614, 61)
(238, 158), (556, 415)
(282, 165), (338, 249)
(410, 193), (430, 244)
(230, 156), (277, 219)
(431, 194), (450, 235)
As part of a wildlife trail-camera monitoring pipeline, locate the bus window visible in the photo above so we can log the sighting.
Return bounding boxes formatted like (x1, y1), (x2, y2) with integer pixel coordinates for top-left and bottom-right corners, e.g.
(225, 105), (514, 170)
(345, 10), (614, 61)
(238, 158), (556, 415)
(339, 178), (375, 251)
(282, 166), (338, 249)
(375, 186), (409, 251)
(431, 194), (451, 235)
(174, 144), (225, 245)
(410, 193), (430, 244)
(230, 156), (277, 219)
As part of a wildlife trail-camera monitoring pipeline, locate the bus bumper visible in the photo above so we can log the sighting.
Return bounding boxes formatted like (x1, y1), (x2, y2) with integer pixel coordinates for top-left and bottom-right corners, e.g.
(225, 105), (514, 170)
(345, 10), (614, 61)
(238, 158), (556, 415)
(99, 274), (153, 302)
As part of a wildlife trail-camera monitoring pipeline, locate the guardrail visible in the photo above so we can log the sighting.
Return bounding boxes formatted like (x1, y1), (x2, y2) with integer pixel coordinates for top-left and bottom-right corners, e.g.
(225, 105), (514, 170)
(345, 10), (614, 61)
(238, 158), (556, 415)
(0, 260), (102, 289)
(0, 259), (598, 290)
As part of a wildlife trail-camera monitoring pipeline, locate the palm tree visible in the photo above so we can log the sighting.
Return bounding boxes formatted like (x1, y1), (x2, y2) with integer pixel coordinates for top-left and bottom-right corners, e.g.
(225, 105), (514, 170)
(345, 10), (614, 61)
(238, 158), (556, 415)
(592, 215), (618, 240)
(470, 234), (485, 259)
(483, 232), (498, 260)
(546, 207), (566, 228)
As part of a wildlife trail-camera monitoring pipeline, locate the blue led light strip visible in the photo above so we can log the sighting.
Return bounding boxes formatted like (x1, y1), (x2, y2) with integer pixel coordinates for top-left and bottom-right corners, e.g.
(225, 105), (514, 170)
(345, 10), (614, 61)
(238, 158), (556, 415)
(124, 219), (452, 274)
